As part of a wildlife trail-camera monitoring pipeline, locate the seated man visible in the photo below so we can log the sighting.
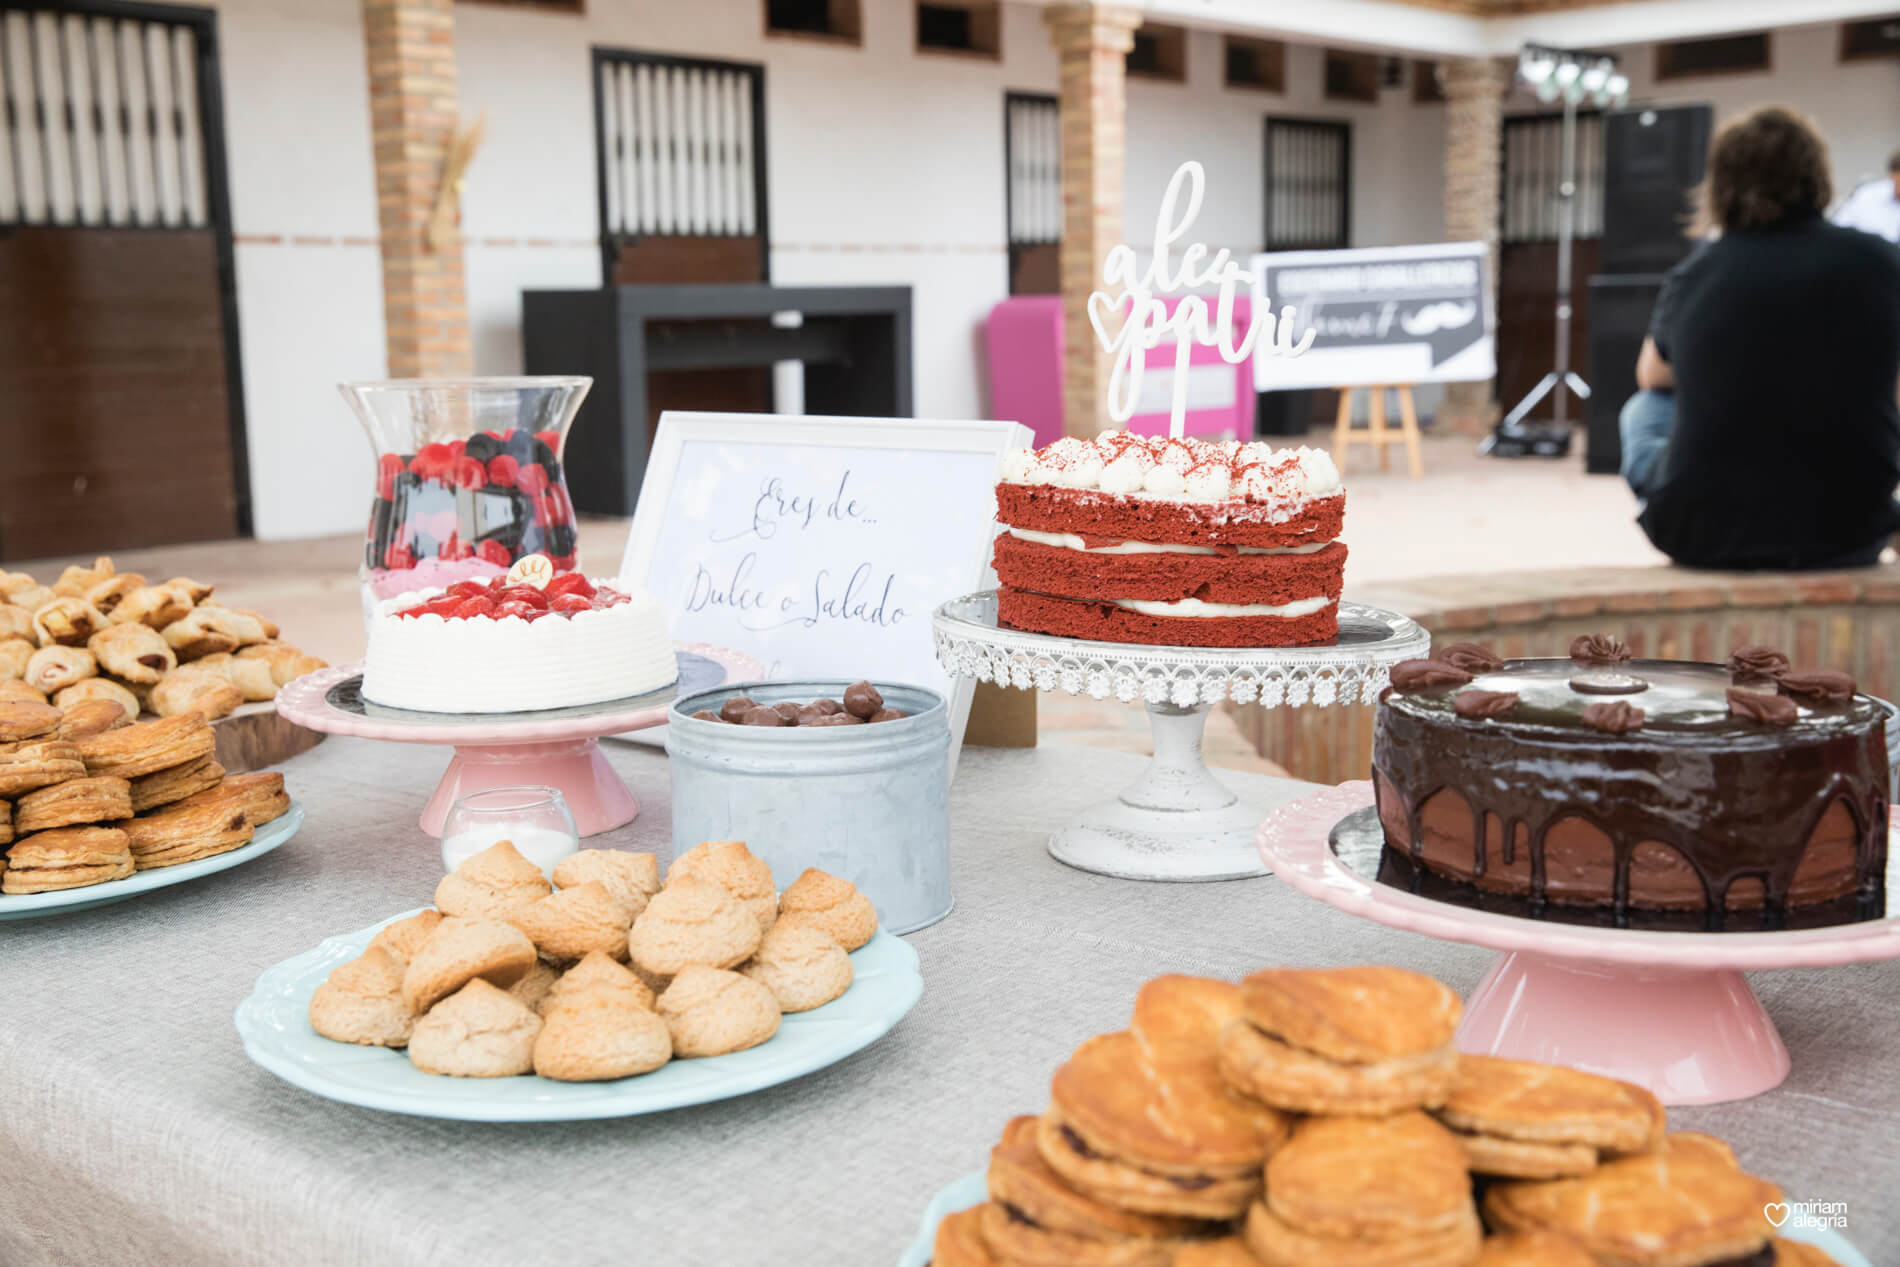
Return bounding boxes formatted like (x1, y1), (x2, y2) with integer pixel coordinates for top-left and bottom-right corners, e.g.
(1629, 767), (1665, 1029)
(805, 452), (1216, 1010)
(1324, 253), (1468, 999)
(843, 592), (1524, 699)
(1618, 106), (1900, 570)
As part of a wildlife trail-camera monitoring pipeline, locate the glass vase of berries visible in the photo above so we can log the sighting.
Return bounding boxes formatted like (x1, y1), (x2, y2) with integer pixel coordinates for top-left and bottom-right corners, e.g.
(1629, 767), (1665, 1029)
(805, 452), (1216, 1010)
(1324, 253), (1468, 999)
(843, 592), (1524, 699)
(340, 377), (591, 621)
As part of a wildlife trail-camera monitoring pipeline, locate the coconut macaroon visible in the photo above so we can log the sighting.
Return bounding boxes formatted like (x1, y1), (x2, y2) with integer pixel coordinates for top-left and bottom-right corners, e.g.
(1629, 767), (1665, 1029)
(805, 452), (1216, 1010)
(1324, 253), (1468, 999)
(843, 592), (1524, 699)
(532, 991), (673, 1082)
(366, 908), (444, 965)
(656, 965), (781, 1057)
(667, 840), (779, 934)
(399, 916), (539, 1013)
(308, 945), (415, 1048)
(776, 867), (878, 951)
(504, 881), (634, 962)
(740, 919), (853, 1013)
(551, 849), (659, 923)
(540, 951), (655, 1016)
(627, 875), (762, 978)
(433, 840), (552, 919)
(407, 979), (543, 1078)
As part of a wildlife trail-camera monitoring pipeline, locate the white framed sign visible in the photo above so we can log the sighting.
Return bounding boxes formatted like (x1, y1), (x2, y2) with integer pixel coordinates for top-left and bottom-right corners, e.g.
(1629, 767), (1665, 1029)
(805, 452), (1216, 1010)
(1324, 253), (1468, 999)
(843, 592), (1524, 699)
(1251, 241), (1495, 392)
(621, 412), (1032, 765)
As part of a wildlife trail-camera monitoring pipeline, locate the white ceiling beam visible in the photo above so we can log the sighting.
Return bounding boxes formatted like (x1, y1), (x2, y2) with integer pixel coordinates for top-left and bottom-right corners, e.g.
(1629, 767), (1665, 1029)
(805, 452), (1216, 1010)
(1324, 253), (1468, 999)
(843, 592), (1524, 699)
(1483, 0), (1900, 54)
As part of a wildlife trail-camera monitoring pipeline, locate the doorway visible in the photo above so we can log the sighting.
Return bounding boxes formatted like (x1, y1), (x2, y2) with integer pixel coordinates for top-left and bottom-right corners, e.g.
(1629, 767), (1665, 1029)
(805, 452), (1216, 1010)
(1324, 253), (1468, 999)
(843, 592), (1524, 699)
(0, 0), (246, 560)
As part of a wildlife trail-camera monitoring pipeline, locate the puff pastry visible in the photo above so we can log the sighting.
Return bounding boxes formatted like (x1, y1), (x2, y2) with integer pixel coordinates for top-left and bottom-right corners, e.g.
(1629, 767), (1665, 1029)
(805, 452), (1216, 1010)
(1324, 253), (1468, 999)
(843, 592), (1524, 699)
(189, 652), (277, 701)
(149, 668), (242, 720)
(0, 638), (34, 680)
(108, 585), (193, 630)
(0, 607), (33, 643)
(235, 643), (327, 687)
(0, 679), (48, 705)
(54, 677), (141, 721)
(25, 645), (96, 694)
(89, 623), (175, 684)
(56, 699), (130, 741)
(84, 573), (147, 617)
(52, 557), (115, 597)
(33, 597), (107, 646)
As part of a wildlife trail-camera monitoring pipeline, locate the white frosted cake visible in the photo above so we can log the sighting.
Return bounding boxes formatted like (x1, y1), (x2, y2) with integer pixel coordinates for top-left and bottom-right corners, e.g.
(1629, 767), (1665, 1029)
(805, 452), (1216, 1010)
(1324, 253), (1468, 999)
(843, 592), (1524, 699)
(360, 559), (677, 713)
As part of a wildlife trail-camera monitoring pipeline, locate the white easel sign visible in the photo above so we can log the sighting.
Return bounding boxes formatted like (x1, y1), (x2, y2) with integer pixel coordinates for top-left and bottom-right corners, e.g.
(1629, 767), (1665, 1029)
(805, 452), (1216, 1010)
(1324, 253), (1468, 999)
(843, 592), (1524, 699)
(1091, 160), (1313, 437)
(620, 413), (1032, 762)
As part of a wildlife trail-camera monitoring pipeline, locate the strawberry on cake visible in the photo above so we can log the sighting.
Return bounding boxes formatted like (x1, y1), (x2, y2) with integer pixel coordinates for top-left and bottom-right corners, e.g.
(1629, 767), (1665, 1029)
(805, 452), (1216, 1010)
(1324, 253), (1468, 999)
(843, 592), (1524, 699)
(361, 555), (677, 713)
(992, 432), (1346, 648)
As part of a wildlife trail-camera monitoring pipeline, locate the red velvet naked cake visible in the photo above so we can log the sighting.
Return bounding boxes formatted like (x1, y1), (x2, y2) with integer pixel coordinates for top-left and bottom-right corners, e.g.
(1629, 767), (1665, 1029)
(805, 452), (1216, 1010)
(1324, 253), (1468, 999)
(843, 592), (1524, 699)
(992, 432), (1346, 647)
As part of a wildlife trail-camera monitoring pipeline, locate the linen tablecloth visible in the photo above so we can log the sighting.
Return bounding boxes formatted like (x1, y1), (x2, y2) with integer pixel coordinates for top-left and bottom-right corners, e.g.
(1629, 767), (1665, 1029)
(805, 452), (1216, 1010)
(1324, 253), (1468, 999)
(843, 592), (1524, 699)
(0, 737), (1894, 1265)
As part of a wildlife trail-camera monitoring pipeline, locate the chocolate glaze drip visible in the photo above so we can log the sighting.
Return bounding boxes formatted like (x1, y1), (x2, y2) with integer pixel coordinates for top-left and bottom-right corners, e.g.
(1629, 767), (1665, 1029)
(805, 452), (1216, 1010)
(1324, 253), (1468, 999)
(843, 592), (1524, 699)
(1372, 658), (1889, 931)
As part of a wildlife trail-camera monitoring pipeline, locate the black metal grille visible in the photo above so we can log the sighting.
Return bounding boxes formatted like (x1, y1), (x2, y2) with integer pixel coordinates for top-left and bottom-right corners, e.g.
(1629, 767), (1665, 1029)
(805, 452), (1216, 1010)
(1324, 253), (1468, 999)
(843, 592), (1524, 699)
(1264, 117), (1351, 250)
(0, 0), (217, 228)
(1502, 111), (1605, 244)
(592, 47), (767, 273)
(1004, 91), (1057, 247)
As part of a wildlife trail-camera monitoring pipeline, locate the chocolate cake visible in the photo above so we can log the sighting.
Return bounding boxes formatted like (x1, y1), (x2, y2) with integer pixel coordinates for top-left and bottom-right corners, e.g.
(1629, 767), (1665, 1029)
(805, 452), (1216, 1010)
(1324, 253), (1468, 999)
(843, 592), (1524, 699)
(1370, 638), (1890, 930)
(991, 433), (1346, 648)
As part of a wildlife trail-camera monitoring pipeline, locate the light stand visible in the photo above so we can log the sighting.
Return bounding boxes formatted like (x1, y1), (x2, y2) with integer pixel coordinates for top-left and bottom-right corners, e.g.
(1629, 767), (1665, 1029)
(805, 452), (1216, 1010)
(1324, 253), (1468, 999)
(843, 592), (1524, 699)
(1483, 47), (1629, 459)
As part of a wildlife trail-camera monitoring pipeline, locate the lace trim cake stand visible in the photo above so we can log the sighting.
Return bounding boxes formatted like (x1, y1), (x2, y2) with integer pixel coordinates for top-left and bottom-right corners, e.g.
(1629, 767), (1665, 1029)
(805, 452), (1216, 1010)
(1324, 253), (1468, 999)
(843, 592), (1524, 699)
(932, 591), (1429, 882)
(275, 644), (761, 838)
(1260, 781), (1900, 1105)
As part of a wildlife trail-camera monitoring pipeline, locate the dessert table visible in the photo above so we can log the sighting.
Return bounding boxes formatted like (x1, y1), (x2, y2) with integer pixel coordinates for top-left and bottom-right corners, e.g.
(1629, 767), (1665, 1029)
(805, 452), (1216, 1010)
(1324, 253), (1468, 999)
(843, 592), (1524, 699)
(1, 737), (1895, 1266)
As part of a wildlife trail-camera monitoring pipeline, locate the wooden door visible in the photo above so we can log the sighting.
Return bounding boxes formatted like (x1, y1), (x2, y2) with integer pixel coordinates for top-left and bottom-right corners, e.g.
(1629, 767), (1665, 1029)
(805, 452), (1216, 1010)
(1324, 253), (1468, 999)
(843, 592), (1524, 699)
(0, 1), (245, 561)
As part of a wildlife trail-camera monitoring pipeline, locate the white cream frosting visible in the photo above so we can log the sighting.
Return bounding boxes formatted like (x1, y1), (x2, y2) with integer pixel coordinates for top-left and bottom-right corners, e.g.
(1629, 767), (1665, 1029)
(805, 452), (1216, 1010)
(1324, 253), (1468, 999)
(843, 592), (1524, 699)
(1007, 529), (1331, 556)
(1111, 595), (1336, 619)
(361, 578), (677, 713)
(999, 431), (1342, 505)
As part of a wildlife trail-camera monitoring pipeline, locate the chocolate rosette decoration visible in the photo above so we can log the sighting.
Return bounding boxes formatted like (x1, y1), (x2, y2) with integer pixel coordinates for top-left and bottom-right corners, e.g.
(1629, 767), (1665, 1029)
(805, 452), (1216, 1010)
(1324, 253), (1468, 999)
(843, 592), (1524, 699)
(1726, 645), (1791, 685)
(1776, 669), (1856, 706)
(1580, 700), (1644, 733)
(1453, 689), (1518, 719)
(1438, 642), (1505, 674)
(1727, 687), (1798, 726)
(1388, 659), (1474, 692)
(1569, 634), (1632, 664)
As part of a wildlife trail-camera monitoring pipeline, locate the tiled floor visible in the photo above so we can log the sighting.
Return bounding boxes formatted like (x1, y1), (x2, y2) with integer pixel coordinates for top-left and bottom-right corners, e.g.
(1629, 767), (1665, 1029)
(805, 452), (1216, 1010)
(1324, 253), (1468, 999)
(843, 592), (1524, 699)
(8, 434), (1665, 776)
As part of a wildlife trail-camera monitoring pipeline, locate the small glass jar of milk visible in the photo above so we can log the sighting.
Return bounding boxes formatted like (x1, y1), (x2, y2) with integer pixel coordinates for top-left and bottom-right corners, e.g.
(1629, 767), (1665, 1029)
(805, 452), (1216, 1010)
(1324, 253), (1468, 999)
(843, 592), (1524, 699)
(439, 786), (579, 877)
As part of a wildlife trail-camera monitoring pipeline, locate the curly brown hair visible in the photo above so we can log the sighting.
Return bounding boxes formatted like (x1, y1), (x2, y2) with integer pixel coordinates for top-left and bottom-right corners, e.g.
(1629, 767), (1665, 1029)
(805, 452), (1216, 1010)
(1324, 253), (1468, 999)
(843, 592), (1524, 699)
(1693, 106), (1833, 235)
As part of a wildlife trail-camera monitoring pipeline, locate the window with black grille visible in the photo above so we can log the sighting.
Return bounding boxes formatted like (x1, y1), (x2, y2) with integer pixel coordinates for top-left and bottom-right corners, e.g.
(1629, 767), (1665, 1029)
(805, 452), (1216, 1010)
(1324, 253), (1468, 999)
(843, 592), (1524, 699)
(1322, 50), (1379, 103)
(593, 48), (768, 279)
(1656, 31), (1769, 80)
(1501, 112), (1606, 244)
(1263, 118), (1351, 250)
(1004, 91), (1058, 294)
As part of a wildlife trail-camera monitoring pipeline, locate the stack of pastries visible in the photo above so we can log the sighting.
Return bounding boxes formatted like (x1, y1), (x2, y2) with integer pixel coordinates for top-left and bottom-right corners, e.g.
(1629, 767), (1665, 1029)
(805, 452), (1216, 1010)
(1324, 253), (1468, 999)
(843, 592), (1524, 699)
(0, 701), (292, 895)
(935, 966), (1834, 1267)
(0, 556), (326, 724)
(307, 839), (878, 1081)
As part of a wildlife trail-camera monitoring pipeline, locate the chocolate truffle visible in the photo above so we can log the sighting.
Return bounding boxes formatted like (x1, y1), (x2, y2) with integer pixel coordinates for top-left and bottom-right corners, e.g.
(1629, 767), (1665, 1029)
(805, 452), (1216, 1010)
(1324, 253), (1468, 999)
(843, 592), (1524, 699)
(842, 680), (883, 720)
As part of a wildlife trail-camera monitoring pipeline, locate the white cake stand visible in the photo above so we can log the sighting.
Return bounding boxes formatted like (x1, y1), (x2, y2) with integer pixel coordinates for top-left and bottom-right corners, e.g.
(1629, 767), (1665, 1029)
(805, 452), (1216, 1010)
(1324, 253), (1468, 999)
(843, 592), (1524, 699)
(931, 591), (1428, 881)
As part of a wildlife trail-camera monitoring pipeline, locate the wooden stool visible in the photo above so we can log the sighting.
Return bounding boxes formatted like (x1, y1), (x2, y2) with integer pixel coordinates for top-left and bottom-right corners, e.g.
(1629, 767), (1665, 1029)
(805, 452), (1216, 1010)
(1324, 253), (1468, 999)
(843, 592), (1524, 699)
(1333, 384), (1423, 479)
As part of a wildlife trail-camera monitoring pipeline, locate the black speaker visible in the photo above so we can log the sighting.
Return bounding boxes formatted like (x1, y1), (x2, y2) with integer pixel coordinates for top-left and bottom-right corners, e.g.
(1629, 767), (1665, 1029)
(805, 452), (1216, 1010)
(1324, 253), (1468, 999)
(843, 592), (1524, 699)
(1584, 274), (1668, 474)
(1601, 105), (1712, 275)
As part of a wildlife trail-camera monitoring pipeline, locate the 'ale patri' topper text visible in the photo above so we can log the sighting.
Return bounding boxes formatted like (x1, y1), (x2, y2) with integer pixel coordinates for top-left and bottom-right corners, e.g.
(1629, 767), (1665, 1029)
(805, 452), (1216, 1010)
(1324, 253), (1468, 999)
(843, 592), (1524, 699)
(1089, 160), (1314, 439)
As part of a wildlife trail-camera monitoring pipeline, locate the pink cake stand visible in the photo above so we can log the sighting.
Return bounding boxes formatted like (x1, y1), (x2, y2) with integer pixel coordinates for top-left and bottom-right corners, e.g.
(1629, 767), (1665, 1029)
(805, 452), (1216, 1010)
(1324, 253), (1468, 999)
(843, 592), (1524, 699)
(1259, 781), (1900, 1106)
(275, 644), (761, 838)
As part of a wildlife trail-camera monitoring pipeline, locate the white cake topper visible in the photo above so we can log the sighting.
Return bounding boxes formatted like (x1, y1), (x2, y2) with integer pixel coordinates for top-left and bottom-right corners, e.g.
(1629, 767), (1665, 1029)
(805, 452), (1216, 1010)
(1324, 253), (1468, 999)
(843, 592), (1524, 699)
(1090, 161), (1314, 439)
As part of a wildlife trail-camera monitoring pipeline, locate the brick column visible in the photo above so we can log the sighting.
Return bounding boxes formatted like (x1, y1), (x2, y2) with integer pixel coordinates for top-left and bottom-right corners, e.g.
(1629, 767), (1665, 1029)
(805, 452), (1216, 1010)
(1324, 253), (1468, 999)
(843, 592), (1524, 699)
(1045, 4), (1142, 438)
(1439, 57), (1511, 434)
(362, 0), (472, 378)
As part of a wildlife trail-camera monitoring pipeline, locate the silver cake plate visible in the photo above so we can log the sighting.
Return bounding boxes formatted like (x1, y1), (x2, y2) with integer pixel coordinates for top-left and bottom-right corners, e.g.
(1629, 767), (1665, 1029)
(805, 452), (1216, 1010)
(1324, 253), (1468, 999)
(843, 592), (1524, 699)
(931, 591), (1429, 882)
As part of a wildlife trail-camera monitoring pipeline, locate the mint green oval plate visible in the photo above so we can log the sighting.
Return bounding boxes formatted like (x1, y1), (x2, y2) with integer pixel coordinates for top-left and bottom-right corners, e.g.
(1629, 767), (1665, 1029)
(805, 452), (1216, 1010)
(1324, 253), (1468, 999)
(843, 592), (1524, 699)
(236, 907), (922, 1121)
(0, 802), (304, 921)
(893, 1173), (1872, 1267)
